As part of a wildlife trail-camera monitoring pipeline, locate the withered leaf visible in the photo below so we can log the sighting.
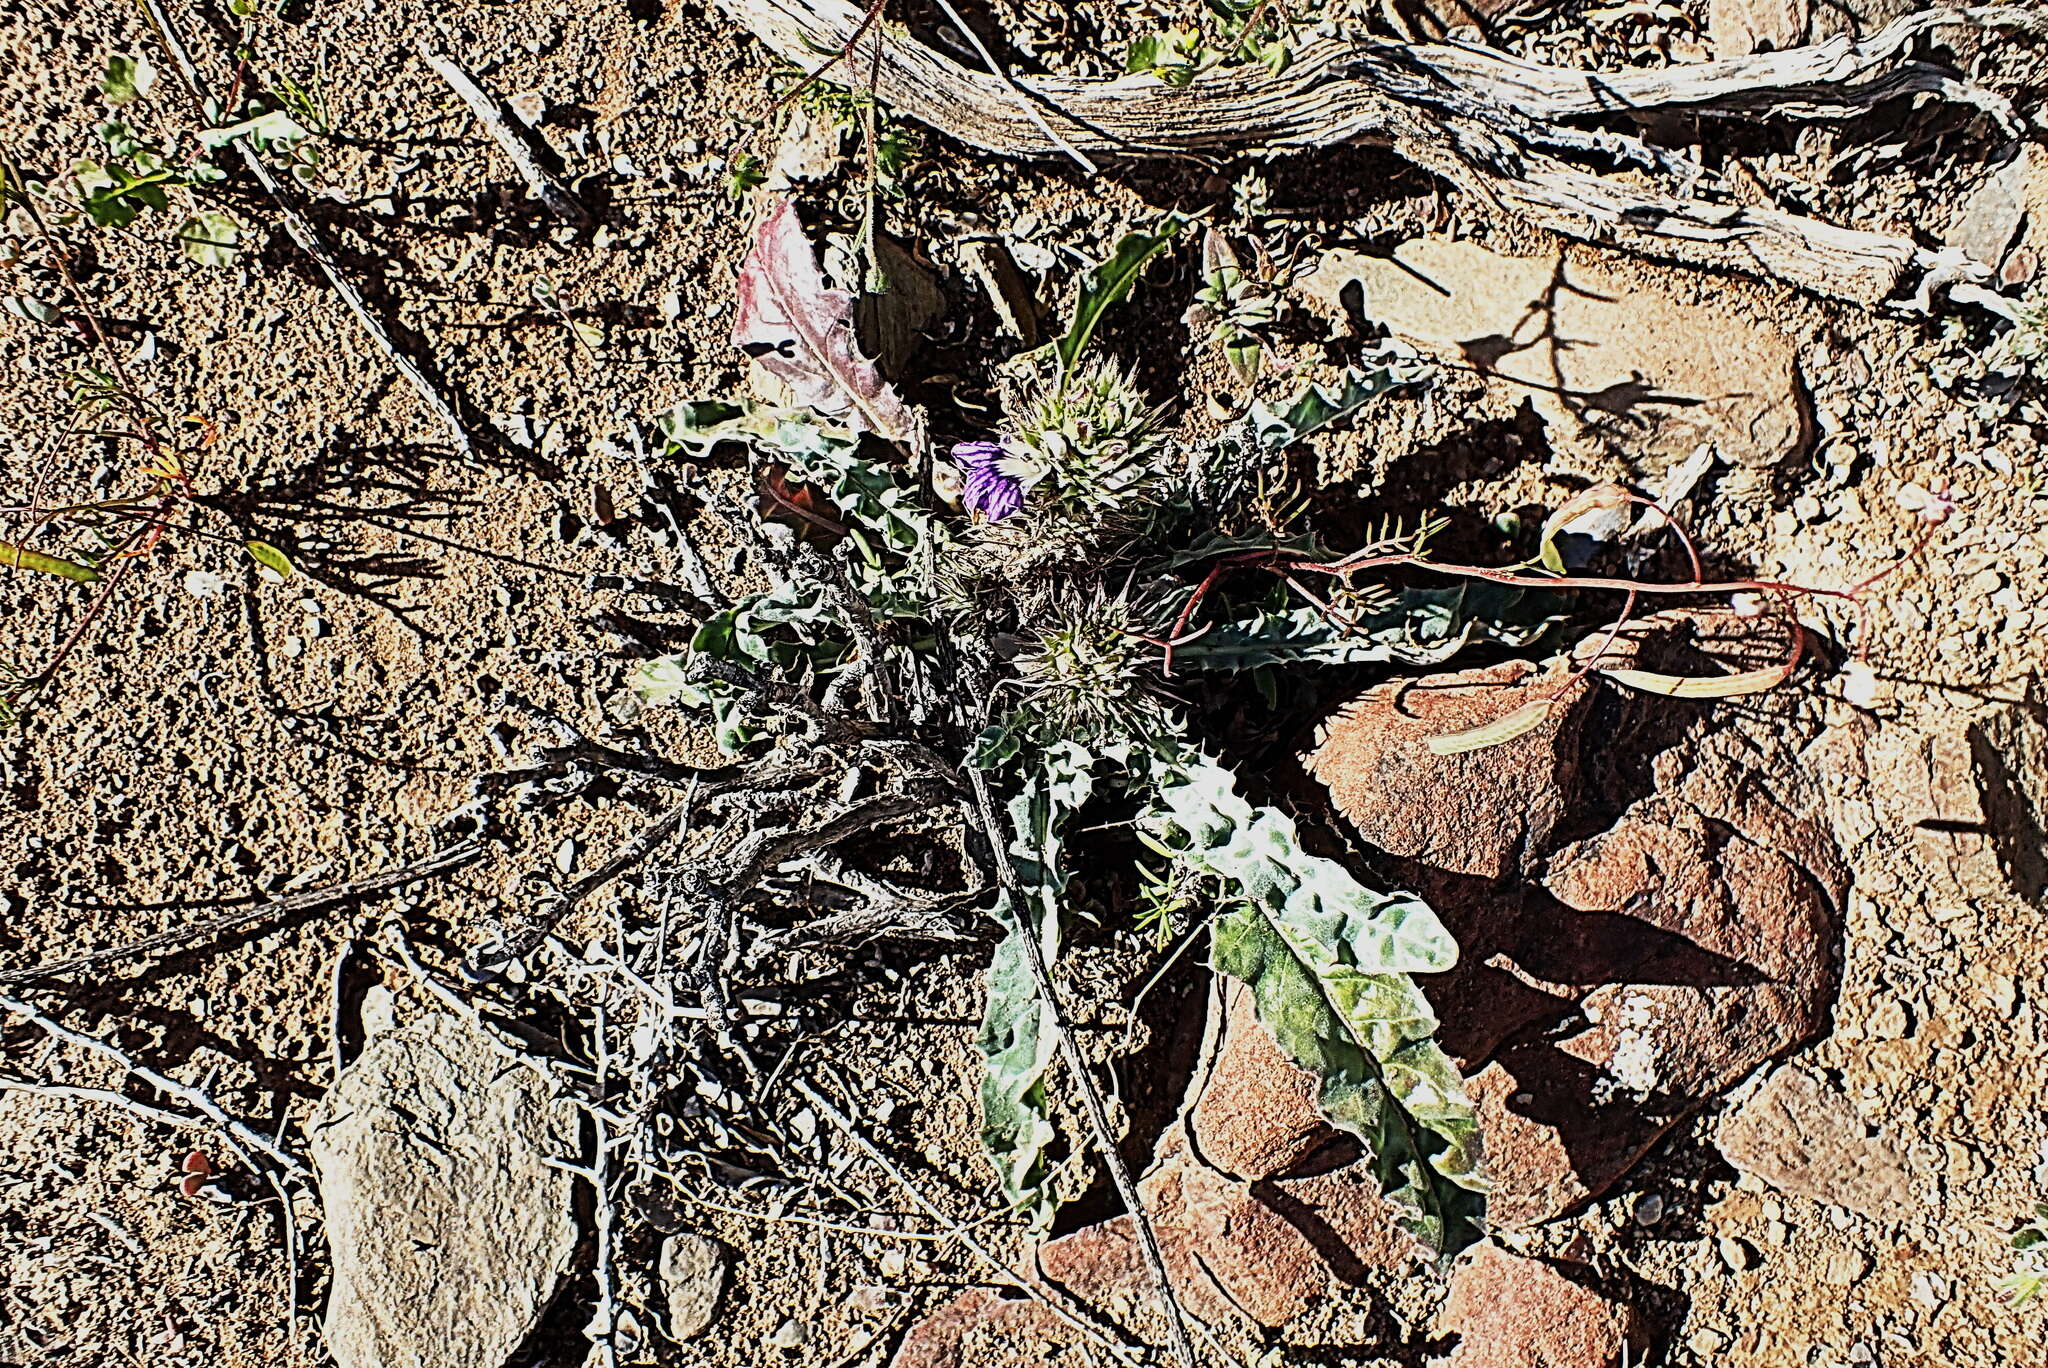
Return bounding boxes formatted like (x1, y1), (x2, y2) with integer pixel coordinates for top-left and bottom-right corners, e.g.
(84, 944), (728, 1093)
(732, 198), (914, 443)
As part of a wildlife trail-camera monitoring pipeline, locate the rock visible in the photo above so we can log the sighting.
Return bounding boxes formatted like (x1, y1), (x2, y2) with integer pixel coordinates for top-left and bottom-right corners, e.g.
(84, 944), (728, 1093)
(1823, 1248), (1873, 1287)
(1717, 1236), (1757, 1272)
(1708, 0), (1807, 55)
(1945, 146), (2043, 274)
(1186, 982), (1333, 1179)
(1312, 612), (1847, 1227)
(1539, 732), (1843, 1100)
(1300, 239), (1807, 470)
(1307, 659), (1604, 880)
(1715, 1066), (1917, 1219)
(1385, 0), (1523, 40)
(658, 1233), (727, 1340)
(1440, 1245), (1638, 1368)
(311, 1014), (579, 1368)
(888, 1288), (1065, 1368)
(889, 988), (1421, 1366)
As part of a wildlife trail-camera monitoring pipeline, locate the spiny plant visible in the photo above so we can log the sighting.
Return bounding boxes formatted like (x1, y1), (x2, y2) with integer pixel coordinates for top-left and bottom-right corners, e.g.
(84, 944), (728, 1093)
(5, 50), (316, 268)
(641, 200), (1506, 1258)
(630, 196), (1943, 1273)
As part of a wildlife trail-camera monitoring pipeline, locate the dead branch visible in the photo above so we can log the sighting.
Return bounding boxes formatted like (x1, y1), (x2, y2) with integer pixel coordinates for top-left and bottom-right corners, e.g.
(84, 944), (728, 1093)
(717, 0), (2045, 302)
(0, 992), (310, 1178)
(757, 852), (975, 951)
(416, 42), (593, 228)
(0, 843), (481, 986)
(1416, 6), (2036, 128)
(0, 1074), (214, 1135)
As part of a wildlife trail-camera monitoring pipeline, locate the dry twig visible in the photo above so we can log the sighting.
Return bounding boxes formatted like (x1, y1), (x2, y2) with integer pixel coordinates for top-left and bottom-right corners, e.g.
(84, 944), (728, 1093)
(961, 769), (1199, 1368)
(717, 0), (2045, 302)
(0, 844), (482, 985)
(416, 42), (593, 228)
(0, 993), (309, 1178)
(793, 1077), (1143, 1364)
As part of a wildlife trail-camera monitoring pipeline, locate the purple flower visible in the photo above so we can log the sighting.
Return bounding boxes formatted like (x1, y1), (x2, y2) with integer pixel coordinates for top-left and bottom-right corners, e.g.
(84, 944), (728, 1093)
(953, 439), (1024, 522)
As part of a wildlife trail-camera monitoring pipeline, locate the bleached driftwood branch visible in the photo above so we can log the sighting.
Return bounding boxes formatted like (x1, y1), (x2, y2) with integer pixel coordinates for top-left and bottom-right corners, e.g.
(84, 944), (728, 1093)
(718, 0), (2044, 302)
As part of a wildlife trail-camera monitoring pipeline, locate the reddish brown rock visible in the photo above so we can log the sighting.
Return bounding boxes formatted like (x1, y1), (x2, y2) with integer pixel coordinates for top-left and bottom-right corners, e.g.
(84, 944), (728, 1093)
(888, 1288), (1066, 1368)
(1307, 659), (1599, 880)
(1186, 983), (1333, 1180)
(1441, 1245), (1638, 1368)
(1715, 1066), (1917, 1219)
(1311, 613), (1847, 1226)
(889, 989), (1428, 1367)
(888, 1159), (1336, 1367)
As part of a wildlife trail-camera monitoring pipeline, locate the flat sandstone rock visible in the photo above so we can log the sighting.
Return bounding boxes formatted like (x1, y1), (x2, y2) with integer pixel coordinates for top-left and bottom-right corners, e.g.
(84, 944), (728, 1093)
(311, 1013), (580, 1368)
(1715, 1065), (1917, 1219)
(1301, 238), (1807, 470)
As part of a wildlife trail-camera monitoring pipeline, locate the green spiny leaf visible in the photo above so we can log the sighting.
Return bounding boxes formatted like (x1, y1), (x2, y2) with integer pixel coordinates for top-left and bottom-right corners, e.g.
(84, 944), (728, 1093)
(1145, 751), (1486, 1260)
(1055, 215), (1186, 373)
(1235, 344), (1431, 453)
(1168, 586), (1565, 673)
(977, 743), (1094, 1231)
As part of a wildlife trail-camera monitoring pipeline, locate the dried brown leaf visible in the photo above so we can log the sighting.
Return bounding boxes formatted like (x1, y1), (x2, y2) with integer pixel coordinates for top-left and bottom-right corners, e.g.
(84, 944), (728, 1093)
(732, 198), (914, 443)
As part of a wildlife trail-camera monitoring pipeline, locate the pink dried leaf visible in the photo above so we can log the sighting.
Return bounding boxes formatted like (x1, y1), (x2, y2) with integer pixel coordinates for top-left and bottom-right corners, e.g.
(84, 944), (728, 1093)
(732, 198), (913, 443)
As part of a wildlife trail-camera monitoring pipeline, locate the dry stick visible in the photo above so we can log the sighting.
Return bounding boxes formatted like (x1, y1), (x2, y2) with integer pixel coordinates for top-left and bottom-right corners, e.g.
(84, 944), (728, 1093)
(0, 1074), (216, 1135)
(381, 928), (597, 1084)
(262, 1159), (304, 1345)
(928, 0), (1098, 174)
(0, 843), (482, 985)
(133, 0), (476, 456)
(504, 800), (695, 957)
(416, 42), (592, 228)
(792, 1078), (1143, 1364)
(584, 1004), (621, 1368)
(961, 769), (1199, 1368)
(0, 993), (310, 1179)
(715, 0), (2037, 303)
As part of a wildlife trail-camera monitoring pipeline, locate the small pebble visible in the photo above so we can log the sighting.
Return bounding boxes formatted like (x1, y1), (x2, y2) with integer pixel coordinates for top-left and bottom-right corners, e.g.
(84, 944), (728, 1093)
(1823, 1249), (1871, 1286)
(1633, 1193), (1664, 1226)
(1867, 998), (1911, 1040)
(769, 1318), (806, 1351)
(1718, 1236), (1756, 1272)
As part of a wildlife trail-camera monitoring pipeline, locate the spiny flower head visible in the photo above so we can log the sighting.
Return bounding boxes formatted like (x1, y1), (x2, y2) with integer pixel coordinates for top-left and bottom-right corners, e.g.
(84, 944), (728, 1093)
(1004, 357), (1173, 518)
(1010, 585), (1172, 743)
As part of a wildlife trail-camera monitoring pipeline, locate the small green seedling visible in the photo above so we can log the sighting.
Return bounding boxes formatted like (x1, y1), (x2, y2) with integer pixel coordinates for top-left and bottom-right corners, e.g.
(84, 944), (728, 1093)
(2004, 1204), (2048, 1307)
